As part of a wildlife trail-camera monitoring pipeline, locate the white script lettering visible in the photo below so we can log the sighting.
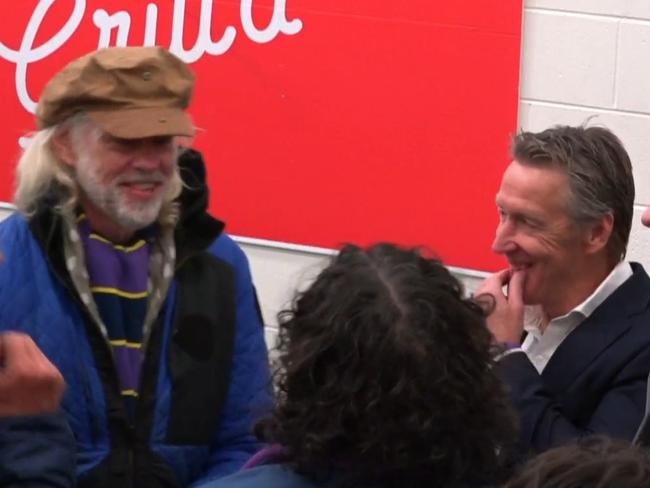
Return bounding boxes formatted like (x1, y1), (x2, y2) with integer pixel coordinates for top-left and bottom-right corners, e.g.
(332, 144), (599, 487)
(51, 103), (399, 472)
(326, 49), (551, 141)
(93, 9), (131, 47)
(0, 0), (304, 120)
(0, 0), (85, 114)
(241, 0), (303, 44)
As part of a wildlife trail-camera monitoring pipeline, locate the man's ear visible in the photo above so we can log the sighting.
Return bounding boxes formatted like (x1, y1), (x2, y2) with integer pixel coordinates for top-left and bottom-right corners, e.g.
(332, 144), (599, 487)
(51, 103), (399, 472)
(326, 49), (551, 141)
(583, 212), (614, 255)
(51, 128), (77, 167)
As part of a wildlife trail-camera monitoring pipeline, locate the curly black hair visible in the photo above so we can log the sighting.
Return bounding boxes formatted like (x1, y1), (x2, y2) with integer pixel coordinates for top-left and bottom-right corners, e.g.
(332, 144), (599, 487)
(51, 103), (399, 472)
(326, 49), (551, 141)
(256, 243), (518, 487)
(503, 436), (650, 488)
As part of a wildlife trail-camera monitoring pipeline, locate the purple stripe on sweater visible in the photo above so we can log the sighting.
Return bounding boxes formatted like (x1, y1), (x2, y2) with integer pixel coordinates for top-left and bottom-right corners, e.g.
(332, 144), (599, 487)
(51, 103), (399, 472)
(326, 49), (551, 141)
(79, 223), (149, 293)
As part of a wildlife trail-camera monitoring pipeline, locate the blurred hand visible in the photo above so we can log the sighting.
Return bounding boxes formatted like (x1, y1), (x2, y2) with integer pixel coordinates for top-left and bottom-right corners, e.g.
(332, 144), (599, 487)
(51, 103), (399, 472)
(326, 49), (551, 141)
(0, 332), (65, 416)
(475, 269), (526, 344)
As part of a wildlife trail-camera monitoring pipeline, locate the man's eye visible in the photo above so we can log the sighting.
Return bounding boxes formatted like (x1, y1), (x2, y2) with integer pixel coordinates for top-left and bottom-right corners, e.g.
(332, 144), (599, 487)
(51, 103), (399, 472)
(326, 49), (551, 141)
(523, 219), (541, 229)
(108, 137), (138, 149)
(151, 136), (173, 146)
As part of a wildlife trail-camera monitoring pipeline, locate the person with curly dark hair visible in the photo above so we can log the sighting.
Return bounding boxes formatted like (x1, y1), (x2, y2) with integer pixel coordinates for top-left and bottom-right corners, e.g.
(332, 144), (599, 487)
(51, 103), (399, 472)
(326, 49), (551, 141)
(502, 436), (650, 488)
(200, 243), (519, 488)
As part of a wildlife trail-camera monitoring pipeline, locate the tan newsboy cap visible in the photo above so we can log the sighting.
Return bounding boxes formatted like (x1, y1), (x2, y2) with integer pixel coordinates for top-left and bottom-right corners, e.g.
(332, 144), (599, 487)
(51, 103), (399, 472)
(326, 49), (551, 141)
(36, 46), (195, 139)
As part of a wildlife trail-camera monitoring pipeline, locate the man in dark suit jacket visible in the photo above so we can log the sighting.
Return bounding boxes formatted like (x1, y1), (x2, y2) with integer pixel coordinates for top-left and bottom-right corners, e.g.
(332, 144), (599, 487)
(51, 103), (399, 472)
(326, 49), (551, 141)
(631, 208), (650, 448)
(477, 124), (650, 455)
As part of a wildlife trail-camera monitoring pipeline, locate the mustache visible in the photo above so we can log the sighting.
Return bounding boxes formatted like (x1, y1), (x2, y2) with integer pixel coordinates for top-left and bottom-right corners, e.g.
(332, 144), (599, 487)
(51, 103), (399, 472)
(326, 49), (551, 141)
(114, 170), (168, 185)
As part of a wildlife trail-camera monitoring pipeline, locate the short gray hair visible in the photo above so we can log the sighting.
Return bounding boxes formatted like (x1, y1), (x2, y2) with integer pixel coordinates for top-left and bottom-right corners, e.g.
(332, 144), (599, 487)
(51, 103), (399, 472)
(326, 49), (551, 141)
(512, 124), (634, 262)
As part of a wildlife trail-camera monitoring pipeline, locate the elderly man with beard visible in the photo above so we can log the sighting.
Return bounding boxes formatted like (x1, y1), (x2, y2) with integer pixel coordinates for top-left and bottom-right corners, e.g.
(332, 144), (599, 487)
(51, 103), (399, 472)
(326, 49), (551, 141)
(477, 125), (650, 456)
(0, 46), (271, 487)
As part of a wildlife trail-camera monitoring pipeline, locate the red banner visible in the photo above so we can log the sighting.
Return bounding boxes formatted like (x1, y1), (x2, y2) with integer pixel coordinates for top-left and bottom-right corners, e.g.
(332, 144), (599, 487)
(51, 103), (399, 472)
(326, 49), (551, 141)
(0, 0), (522, 271)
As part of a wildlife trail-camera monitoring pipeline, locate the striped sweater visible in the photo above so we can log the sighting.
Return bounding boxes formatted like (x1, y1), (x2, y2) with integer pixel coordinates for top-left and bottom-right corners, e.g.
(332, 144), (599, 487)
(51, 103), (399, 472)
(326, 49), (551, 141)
(79, 217), (149, 420)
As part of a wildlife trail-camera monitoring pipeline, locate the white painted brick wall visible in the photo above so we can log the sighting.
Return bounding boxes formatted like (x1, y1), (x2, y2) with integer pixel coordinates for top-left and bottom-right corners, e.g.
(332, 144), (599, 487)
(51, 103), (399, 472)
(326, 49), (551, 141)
(527, 1), (650, 20)
(520, 11), (618, 107)
(4, 0), (650, 347)
(617, 22), (650, 112)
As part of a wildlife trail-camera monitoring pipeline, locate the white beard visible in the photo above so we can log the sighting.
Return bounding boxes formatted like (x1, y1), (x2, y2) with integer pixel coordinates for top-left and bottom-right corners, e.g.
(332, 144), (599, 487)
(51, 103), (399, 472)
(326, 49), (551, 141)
(74, 151), (168, 232)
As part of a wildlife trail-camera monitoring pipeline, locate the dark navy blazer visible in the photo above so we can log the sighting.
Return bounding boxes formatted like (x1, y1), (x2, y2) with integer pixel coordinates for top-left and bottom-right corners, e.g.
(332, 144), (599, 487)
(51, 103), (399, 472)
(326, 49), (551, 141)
(497, 262), (650, 454)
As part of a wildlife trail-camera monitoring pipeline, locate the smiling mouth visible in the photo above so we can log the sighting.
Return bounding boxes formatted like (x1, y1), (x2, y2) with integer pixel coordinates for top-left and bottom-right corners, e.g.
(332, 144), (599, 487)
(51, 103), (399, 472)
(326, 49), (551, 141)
(119, 181), (165, 199)
(122, 182), (161, 190)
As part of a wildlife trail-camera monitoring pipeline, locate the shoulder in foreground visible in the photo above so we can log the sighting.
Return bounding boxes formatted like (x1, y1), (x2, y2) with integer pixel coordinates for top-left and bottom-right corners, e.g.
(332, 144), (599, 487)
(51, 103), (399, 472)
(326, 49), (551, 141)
(0, 212), (34, 258)
(0, 211), (29, 231)
(208, 233), (248, 266)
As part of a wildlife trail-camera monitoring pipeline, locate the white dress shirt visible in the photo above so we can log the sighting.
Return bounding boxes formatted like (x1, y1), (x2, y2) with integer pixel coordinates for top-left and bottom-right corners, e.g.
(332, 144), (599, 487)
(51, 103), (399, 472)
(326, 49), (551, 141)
(521, 261), (633, 373)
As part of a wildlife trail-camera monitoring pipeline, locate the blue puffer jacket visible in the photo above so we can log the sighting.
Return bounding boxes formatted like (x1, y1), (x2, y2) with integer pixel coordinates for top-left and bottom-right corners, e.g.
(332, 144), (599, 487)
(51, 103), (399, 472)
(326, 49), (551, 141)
(0, 152), (272, 487)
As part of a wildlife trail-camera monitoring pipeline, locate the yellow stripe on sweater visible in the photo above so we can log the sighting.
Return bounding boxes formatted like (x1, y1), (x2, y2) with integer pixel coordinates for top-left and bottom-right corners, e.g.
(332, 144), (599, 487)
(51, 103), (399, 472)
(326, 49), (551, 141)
(90, 287), (148, 299)
(89, 233), (146, 253)
(109, 340), (142, 349)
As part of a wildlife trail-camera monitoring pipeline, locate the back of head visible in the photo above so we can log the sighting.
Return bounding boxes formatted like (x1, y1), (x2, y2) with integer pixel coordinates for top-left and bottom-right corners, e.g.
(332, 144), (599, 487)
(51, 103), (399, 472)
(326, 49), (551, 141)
(503, 436), (650, 488)
(512, 124), (634, 263)
(257, 243), (518, 487)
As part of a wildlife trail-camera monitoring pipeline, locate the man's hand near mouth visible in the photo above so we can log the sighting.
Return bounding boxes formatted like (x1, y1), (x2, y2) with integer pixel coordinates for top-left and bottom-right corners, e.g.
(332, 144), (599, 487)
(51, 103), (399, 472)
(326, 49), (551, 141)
(475, 268), (526, 346)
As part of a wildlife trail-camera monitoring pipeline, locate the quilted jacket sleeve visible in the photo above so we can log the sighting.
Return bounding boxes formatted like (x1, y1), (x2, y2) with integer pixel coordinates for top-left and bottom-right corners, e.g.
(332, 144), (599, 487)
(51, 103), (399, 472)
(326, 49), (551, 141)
(0, 412), (76, 487)
(191, 235), (273, 485)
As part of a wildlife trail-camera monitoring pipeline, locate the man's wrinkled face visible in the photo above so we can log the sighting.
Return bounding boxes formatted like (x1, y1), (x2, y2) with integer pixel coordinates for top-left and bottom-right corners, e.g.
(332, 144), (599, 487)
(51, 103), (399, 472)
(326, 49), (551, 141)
(492, 160), (591, 314)
(72, 127), (177, 233)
